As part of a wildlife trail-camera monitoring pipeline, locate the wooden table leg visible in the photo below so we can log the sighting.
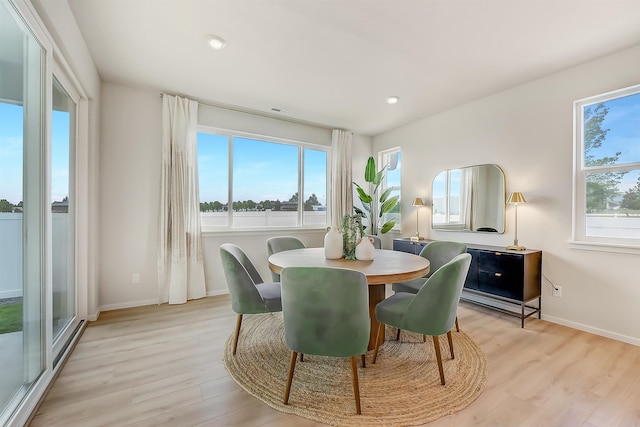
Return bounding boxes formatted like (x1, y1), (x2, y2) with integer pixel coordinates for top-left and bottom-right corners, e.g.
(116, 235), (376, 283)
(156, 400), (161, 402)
(367, 284), (385, 351)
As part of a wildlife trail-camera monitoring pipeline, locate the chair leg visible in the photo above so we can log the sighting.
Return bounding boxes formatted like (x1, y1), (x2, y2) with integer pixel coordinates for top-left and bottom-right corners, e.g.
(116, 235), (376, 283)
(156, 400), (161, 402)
(361, 354), (366, 368)
(455, 316), (460, 332)
(232, 314), (243, 355)
(350, 356), (362, 415)
(396, 328), (401, 341)
(372, 322), (385, 364)
(447, 330), (455, 359)
(423, 335), (426, 342)
(284, 351), (298, 404)
(300, 353), (304, 362)
(432, 335), (445, 385)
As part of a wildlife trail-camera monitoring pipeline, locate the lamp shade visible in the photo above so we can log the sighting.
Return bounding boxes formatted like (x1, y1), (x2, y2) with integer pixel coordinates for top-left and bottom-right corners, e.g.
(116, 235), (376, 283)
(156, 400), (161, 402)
(507, 192), (526, 204)
(412, 197), (424, 207)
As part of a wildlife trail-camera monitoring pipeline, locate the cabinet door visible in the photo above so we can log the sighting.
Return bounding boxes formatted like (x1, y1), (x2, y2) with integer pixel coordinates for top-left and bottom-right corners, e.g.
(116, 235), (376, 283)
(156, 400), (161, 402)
(477, 251), (524, 300)
(393, 239), (414, 253)
(464, 248), (480, 290)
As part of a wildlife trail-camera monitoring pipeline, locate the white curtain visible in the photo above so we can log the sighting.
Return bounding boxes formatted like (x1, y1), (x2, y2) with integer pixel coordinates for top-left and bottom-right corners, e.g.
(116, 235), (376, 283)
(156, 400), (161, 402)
(158, 94), (206, 304)
(330, 129), (353, 229)
(460, 167), (474, 230)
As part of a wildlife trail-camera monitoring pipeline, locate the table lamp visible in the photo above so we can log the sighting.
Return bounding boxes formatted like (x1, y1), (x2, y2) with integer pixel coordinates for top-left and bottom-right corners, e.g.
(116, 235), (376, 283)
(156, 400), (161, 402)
(506, 191), (526, 251)
(410, 197), (424, 242)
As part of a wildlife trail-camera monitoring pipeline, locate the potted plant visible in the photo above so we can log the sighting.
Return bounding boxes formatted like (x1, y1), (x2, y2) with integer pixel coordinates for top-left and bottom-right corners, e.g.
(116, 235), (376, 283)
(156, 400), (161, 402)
(354, 156), (399, 235)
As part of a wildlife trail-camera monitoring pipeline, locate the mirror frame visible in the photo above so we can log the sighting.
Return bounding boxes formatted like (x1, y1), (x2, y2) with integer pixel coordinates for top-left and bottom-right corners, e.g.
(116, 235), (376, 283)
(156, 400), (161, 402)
(431, 164), (506, 233)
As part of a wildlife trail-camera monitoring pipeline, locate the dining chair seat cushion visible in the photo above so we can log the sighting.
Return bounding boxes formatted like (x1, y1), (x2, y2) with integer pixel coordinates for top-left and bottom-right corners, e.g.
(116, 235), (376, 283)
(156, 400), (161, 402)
(255, 282), (283, 312)
(374, 292), (414, 327)
(390, 278), (424, 294)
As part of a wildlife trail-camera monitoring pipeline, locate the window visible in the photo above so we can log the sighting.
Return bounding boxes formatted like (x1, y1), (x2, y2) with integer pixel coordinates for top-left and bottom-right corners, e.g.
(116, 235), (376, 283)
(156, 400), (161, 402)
(379, 148), (401, 229)
(574, 84), (640, 248)
(432, 169), (464, 228)
(197, 128), (328, 230)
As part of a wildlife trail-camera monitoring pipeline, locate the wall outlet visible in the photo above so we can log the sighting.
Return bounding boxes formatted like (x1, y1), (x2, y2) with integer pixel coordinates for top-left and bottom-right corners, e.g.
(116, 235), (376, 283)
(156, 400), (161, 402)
(132, 273), (140, 284)
(552, 285), (562, 298)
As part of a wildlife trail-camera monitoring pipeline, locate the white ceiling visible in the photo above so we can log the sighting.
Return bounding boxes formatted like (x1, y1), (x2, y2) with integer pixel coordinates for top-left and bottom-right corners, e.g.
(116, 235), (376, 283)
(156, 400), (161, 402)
(67, 0), (640, 136)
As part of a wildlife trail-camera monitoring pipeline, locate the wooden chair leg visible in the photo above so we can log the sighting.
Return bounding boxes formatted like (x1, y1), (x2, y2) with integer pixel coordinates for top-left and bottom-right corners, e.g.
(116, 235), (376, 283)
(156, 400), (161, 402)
(361, 354), (366, 368)
(396, 328), (401, 341)
(350, 356), (362, 415)
(423, 335), (426, 342)
(284, 351), (298, 404)
(447, 330), (455, 359)
(232, 314), (243, 355)
(432, 335), (445, 385)
(372, 322), (385, 364)
(455, 316), (460, 332)
(300, 353), (304, 362)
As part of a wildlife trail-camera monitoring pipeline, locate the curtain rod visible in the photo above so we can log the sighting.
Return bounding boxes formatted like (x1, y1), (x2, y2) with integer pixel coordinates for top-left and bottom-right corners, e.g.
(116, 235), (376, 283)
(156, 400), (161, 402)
(160, 93), (335, 131)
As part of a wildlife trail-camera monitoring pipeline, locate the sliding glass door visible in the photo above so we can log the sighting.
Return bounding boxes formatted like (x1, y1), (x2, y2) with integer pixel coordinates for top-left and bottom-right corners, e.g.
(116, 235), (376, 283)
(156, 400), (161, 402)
(51, 76), (77, 356)
(0, 0), (46, 421)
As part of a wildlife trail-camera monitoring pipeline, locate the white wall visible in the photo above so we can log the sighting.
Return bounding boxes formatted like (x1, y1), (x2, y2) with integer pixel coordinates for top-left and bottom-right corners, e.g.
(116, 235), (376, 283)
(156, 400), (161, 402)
(373, 44), (640, 345)
(98, 83), (360, 309)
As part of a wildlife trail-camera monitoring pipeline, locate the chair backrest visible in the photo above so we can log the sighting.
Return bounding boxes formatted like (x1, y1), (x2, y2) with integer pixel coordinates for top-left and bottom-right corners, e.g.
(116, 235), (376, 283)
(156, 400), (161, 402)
(266, 236), (306, 281)
(281, 267), (370, 357)
(419, 241), (467, 278)
(220, 243), (268, 314)
(366, 235), (382, 249)
(403, 253), (472, 336)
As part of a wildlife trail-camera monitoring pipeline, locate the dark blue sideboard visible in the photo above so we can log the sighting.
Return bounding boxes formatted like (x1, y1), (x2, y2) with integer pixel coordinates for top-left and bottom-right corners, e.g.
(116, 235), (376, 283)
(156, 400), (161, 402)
(393, 238), (542, 327)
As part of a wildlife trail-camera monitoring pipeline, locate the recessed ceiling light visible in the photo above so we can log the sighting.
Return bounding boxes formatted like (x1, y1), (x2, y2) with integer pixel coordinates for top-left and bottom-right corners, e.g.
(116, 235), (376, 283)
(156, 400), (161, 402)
(386, 96), (399, 104)
(205, 34), (227, 50)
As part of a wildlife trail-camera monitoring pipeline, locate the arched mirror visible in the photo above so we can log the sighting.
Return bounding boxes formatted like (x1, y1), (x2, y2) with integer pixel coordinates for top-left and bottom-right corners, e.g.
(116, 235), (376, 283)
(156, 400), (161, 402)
(432, 164), (505, 233)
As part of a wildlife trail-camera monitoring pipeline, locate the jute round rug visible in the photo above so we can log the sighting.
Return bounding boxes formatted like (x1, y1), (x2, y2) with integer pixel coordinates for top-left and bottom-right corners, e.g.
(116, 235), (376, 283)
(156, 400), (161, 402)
(223, 312), (487, 427)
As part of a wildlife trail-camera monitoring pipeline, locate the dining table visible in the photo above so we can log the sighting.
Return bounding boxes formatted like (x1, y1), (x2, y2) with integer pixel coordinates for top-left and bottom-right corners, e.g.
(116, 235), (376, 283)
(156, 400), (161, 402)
(268, 247), (430, 350)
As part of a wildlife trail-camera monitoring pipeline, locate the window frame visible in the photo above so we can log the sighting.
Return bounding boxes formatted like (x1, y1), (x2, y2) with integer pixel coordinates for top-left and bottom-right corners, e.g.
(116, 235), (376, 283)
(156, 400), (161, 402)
(572, 83), (640, 253)
(378, 146), (402, 231)
(197, 125), (330, 232)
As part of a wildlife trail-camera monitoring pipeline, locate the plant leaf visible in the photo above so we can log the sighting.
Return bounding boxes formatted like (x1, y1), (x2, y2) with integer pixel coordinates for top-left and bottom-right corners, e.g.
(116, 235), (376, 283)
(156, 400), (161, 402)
(364, 157), (376, 183)
(381, 220), (396, 234)
(354, 206), (367, 218)
(355, 186), (372, 204)
(380, 195), (399, 214)
(379, 187), (393, 203)
(372, 169), (385, 186)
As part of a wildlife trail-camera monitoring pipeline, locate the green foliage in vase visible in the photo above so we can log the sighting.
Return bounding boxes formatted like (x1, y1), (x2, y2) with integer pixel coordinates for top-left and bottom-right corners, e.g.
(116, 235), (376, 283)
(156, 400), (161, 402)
(353, 156), (399, 235)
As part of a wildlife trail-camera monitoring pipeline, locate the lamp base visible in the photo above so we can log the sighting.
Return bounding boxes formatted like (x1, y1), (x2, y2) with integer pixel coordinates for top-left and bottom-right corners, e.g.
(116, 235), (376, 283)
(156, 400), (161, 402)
(506, 245), (526, 251)
(410, 235), (420, 242)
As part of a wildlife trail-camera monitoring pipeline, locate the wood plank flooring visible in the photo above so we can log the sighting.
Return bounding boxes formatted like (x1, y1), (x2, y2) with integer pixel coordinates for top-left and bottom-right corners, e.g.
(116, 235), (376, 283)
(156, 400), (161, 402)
(30, 293), (640, 426)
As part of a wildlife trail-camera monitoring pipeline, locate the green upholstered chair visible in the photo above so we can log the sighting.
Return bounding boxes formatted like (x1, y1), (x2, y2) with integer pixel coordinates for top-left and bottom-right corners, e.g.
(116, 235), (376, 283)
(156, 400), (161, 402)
(281, 267), (370, 415)
(373, 253), (472, 385)
(219, 243), (282, 355)
(266, 236), (305, 282)
(392, 241), (467, 334)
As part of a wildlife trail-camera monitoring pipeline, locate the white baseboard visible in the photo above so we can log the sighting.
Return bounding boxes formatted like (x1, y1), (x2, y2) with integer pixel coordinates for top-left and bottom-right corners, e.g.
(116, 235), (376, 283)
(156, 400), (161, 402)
(207, 289), (229, 297)
(99, 298), (160, 313)
(542, 314), (640, 347)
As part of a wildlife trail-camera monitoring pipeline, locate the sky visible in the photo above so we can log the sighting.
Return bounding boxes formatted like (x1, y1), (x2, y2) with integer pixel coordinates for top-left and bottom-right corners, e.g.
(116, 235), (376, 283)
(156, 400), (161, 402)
(585, 92), (640, 192)
(197, 133), (328, 205)
(0, 103), (70, 205)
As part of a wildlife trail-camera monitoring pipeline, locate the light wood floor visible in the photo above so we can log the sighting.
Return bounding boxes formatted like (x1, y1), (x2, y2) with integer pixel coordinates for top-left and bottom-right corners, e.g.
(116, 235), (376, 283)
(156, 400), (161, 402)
(30, 293), (640, 427)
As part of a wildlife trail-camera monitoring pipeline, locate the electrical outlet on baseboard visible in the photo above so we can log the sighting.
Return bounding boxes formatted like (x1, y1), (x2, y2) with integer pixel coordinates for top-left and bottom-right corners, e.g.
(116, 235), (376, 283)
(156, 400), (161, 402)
(552, 285), (562, 298)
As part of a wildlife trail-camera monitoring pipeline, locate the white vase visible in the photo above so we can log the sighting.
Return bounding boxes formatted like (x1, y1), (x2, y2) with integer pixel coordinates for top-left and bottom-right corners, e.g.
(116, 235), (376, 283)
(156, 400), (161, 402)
(355, 236), (376, 261)
(324, 227), (343, 259)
